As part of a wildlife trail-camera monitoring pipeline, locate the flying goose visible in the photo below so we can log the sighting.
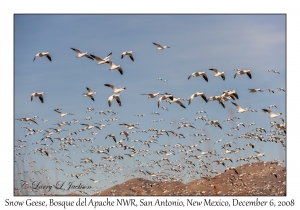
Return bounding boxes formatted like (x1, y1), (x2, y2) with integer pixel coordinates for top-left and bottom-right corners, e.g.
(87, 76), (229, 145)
(104, 84), (126, 94)
(33, 52), (52, 61)
(121, 51), (134, 61)
(108, 94), (122, 107)
(90, 179), (99, 183)
(208, 120), (222, 129)
(262, 109), (282, 118)
(71, 48), (94, 60)
(119, 123), (139, 130)
(187, 72), (208, 82)
(234, 69), (252, 79)
(141, 92), (161, 98)
(254, 151), (265, 157)
(90, 52), (112, 64)
(158, 93), (173, 108)
(231, 102), (249, 113)
(36, 148), (49, 156)
(120, 131), (130, 140)
(83, 87), (96, 101)
(217, 96), (233, 108)
(17, 117), (38, 125)
(105, 134), (117, 143)
(153, 42), (170, 50)
(246, 143), (255, 149)
(105, 60), (123, 75)
(53, 109), (74, 117)
(168, 97), (186, 108)
(188, 92), (208, 105)
(266, 89), (275, 93)
(266, 69), (280, 74)
(209, 68), (225, 80)
(248, 88), (263, 93)
(31, 92), (44, 103)
(80, 123), (94, 130)
(221, 90), (239, 100)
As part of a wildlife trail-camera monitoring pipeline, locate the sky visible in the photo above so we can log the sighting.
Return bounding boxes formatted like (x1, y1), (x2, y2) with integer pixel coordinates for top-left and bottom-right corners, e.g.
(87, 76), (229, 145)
(13, 14), (287, 195)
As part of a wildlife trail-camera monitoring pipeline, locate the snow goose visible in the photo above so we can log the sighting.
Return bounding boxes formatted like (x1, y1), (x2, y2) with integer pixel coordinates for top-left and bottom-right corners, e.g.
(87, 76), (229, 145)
(262, 109), (282, 118)
(104, 84), (126, 94)
(248, 88), (263, 93)
(221, 90), (239, 100)
(17, 117), (38, 125)
(105, 134), (117, 143)
(120, 130), (130, 140)
(80, 123), (94, 130)
(267, 70), (280, 74)
(31, 92), (44, 103)
(188, 92), (208, 105)
(54, 109), (74, 117)
(105, 60), (123, 75)
(36, 148), (49, 156)
(246, 143), (255, 149)
(141, 92), (161, 98)
(71, 48), (94, 60)
(208, 95), (221, 102)
(83, 87), (96, 101)
(215, 96), (233, 108)
(187, 72), (208, 82)
(269, 104), (278, 109)
(208, 120), (222, 129)
(121, 51), (134, 61)
(90, 52), (112, 64)
(33, 52), (52, 61)
(108, 94), (122, 107)
(168, 97), (186, 109)
(158, 93), (173, 108)
(209, 68), (225, 80)
(153, 42), (170, 50)
(231, 102), (249, 113)
(234, 69), (252, 79)
(119, 123), (139, 130)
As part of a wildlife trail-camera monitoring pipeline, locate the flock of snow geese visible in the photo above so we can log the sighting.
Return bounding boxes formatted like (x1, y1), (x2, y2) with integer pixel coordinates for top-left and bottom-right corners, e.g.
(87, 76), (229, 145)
(15, 42), (286, 195)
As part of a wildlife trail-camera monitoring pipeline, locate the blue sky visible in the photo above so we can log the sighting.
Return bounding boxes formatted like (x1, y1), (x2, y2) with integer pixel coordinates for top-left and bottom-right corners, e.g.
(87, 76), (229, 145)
(13, 14), (286, 195)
